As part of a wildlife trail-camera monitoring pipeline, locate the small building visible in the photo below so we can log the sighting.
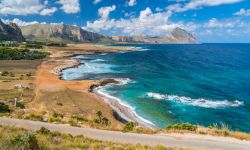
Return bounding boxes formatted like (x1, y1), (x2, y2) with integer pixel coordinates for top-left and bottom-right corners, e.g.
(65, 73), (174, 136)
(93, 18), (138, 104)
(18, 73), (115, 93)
(14, 84), (22, 89)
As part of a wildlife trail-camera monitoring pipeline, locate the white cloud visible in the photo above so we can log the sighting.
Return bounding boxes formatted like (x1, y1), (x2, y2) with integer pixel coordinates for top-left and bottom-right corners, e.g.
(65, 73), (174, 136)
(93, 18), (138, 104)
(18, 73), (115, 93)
(204, 18), (235, 28)
(84, 7), (177, 36)
(40, 7), (57, 16)
(156, 7), (163, 12)
(2, 18), (39, 26)
(234, 8), (250, 16)
(98, 5), (116, 19)
(0, 0), (58, 16)
(93, 0), (103, 4)
(127, 0), (137, 7)
(167, 0), (243, 12)
(57, 0), (80, 14)
(0, 0), (44, 15)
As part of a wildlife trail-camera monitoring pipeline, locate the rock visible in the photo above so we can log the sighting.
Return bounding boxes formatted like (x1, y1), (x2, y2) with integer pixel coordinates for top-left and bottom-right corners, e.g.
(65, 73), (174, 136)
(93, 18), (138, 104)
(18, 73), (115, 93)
(88, 79), (120, 93)
(21, 23), (112, 43)
(111, 27), (197, 44)
(0, 19), (25, 41)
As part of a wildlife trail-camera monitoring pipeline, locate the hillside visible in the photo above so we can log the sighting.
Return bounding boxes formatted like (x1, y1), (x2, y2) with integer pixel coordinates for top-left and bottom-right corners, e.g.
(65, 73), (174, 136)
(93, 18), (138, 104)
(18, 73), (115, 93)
(21, 23), (111, 43)
(0, 20), (25, 41)
(112, 27), (197, 44)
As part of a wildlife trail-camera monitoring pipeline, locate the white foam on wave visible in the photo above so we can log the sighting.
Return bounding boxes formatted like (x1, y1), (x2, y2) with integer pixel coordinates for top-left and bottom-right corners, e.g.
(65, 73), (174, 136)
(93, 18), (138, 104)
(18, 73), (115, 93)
(147, 92), (244, 109)
(137, 48), (150, 51)
(91, 59), (105, 62)
(114, 78), (133, 85)
(96, 88), (155, 127)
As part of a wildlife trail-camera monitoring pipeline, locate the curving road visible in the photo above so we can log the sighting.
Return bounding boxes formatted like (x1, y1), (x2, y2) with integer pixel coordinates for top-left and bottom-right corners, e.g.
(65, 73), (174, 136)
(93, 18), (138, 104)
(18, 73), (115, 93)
(1, 117), (250, 150)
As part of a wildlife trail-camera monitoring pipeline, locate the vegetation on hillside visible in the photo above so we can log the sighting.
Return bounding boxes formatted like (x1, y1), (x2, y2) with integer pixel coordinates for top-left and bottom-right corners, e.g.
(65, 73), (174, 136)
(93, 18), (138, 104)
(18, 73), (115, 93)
(164, 123), (250, 141)
(0, 47), (49, 60)
(0, 125), (176, 150)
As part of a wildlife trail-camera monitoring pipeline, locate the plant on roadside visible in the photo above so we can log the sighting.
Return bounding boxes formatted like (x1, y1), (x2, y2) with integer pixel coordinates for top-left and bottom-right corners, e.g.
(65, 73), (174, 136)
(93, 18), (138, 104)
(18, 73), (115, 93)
(11, 133), (39, 150)
(122, 122), (138, 132)
(166, 123), (197, 131)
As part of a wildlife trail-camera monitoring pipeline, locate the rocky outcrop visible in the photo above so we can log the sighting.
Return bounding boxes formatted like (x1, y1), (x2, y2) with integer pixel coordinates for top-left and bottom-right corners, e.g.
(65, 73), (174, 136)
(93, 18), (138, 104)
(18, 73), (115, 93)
(112, 27), (197, 44)
(21, 23), (111, 43)
(0, 20), (25, 41)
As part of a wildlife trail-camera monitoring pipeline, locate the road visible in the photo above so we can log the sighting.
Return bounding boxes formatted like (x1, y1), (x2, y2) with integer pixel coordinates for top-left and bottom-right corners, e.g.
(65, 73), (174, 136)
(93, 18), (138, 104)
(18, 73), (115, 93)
(1, 117), (250, 150)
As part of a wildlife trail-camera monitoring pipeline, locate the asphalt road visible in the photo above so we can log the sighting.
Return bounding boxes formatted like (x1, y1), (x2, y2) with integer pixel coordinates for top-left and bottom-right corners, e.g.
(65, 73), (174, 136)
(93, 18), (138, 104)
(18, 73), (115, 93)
(1, 117), (250, 150)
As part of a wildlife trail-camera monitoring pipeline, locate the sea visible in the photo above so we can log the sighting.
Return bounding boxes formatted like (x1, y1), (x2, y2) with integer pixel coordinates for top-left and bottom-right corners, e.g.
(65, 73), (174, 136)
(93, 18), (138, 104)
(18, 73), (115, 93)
(61, 44), (250, 132)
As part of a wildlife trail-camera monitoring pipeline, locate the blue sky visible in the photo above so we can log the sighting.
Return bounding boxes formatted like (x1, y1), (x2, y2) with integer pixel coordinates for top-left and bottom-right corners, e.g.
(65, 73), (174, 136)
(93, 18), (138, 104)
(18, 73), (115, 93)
(0, 0), (250, 43)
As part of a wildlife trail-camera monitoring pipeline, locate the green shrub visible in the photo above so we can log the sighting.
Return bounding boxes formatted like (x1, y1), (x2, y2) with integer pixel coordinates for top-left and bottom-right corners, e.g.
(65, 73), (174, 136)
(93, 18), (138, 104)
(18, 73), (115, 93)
(37, 127), (51, 135)
(0, 47), (49, 60)
(52, 112), (64, 118)
(1, 71), (9, 76)
(94, 111), (110, 126)
(71, 115), (88, 122)
(122, 122), (137, 132)
(25, 114), (43, 121)
(11, 133), (39, 150)
(0, 102), (11, 113)
(166, 123), (197, 131)
(16, 102), (25, 109)
(56, 102), (63, 106)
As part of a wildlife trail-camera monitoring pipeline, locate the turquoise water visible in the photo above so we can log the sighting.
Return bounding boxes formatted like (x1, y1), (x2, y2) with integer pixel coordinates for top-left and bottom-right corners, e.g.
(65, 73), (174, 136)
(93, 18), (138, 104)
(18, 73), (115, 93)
(62, 44), (250, 132)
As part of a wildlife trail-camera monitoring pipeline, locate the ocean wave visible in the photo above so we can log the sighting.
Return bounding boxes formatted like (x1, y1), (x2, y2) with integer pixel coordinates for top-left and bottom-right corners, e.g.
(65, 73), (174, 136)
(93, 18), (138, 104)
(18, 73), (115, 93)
(137, 48), (150, 51)
(147, 92), (244, 108)
(91, 59), (105, 62)
(96, 88), (155, 127)
(114, 78), (133, 85)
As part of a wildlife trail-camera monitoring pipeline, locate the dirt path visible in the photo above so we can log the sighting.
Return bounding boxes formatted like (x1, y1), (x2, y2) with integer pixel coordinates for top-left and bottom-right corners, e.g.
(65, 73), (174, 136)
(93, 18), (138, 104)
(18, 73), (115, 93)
(1, 117), (250, 150)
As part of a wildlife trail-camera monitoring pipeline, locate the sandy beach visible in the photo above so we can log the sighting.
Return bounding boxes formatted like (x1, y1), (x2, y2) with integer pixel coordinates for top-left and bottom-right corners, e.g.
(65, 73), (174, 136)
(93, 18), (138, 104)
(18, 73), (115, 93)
(27, 44), (140, 129)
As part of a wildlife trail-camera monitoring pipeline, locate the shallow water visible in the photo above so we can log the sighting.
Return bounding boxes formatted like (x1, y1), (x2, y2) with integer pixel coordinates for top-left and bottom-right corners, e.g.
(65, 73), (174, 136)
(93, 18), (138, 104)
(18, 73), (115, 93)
(62, 44), (250, 132)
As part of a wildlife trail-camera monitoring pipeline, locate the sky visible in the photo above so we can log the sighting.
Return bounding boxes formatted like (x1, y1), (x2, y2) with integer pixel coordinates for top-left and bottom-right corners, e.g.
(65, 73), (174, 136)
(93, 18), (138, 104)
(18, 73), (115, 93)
(0, 0), (250, 43)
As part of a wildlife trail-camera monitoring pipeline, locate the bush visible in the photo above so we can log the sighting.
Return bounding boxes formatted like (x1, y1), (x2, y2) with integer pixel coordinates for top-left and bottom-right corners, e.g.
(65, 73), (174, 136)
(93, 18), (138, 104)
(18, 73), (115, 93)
(71, 115), (88, 122)
(0, 102), (11, 113)
(25, 113), (43, 121)
(11, 134), (39, 150)
(16, 102), (25, 109)
(122, 122), (137, 132)
(37, 127), (51, 135)
(56, 102), (63, 106)
(1, 71), (9, 76)
(52, 112), (64, 118)
(166, 123), (197, 131)
(0, 47), (49, 60)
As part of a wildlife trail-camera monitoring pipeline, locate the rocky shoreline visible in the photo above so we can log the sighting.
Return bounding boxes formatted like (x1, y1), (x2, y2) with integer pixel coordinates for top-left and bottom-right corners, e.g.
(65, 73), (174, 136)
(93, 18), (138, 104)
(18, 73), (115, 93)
(53, 53), (155, 128)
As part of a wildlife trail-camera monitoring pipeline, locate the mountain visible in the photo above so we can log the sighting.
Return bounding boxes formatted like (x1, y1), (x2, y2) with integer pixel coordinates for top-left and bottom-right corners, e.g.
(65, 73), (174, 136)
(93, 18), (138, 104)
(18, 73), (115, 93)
(0, 20), (25, 41)
(111, 27), (197, 44)
(21, 23), (111, 43)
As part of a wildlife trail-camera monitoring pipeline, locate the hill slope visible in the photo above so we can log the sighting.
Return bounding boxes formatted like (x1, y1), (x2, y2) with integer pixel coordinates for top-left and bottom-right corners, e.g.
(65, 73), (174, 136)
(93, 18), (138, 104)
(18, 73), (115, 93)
(112, 27), (197, 44)
(0, 20), (25, 41)
(21, 23), (111, 43)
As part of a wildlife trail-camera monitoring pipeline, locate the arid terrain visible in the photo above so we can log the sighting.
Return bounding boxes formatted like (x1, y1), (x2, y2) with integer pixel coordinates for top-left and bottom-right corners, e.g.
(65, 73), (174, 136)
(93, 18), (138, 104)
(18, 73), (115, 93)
(0, 44), (133, 130)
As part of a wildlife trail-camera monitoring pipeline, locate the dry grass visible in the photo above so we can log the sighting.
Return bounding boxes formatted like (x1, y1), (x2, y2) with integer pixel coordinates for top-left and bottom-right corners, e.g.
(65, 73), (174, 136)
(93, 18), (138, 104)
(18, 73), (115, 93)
(162, 123), (250, 141)
(0, 125), (186, 150)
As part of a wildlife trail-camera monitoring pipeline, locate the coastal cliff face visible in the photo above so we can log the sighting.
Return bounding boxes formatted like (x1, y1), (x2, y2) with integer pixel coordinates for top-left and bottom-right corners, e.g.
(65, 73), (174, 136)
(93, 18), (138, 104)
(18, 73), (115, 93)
(112, 27), (197, 44)
(0, 20), (25, 41)
(21, 23), (111, 43)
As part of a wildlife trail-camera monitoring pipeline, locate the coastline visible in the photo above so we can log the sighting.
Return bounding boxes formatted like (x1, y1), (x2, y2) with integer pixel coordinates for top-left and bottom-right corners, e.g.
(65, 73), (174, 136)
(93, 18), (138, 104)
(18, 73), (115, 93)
(54, 44), (156, 129)
(94, 87), (156, 129)
(31, 43), (152, 129)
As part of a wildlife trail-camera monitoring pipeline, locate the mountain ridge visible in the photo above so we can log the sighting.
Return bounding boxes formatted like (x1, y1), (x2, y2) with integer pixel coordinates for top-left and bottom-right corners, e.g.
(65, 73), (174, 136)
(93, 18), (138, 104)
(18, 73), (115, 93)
(111, 27), (197, 44)
(21, 23), (111, 43)
(0, 19), (25, 41)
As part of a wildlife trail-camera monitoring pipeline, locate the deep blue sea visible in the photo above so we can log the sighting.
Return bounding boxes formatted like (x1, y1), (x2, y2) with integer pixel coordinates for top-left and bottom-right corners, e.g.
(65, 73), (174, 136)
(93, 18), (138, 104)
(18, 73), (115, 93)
(62, 44), (250, 132)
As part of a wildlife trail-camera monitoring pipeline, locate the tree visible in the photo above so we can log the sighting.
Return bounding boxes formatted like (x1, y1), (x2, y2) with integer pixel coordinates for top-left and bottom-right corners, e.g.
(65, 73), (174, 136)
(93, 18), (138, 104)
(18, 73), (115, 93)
(96, 111), (102, 123)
